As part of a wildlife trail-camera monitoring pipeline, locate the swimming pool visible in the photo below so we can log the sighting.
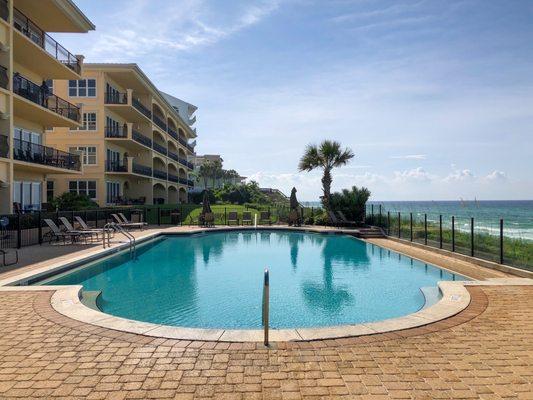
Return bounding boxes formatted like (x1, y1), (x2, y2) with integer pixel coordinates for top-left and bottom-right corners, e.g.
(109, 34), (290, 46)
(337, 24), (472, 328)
(38, 230), (467, 329)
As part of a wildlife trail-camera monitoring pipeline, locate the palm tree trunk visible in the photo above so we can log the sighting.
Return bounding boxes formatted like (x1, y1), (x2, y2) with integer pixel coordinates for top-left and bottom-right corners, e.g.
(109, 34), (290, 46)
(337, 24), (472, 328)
(321, 168), (332, 210)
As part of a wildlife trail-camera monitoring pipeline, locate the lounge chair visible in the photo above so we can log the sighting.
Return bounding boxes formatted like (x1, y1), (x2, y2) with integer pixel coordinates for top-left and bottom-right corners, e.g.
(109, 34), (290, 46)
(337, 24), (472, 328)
(43, 219), (88, 244)
(242, 211), (252, 225)
(59, 217), (100, 241)
(259, 211), (271, 225)
(336, 211), (358, 227)
(119, 213), (147, 230)
(111, 214), (145, 230)
(75, 216), (114, 239)
(227, 211), (239, 225)
(327, 211), (347, 228)
(203, 212), (215, 227)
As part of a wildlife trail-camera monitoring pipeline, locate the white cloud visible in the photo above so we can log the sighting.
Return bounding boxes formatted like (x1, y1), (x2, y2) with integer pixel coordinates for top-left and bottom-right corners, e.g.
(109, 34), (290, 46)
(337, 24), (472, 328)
(484, 170), (507, 181)
(390, 154), (427, 160)
(443, 168), (475, 182)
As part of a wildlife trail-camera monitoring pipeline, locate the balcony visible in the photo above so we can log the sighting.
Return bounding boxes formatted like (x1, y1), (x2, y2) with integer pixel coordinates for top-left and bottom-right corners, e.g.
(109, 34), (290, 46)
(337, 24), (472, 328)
(168, 150), (179, 163)
(153, 169), (167, 181)
(179, 177), (189, 186)
(104, 124), (152, 153)
(132, 129), (152, 148)
(104, 125), (128, 139)
(168, 127), (179, 141)
(104, 89), (151, 123)
(188, 179), (195, 187)
(13, 73), (81, 127)
(153, 141), (167, 156)
(12, 7), (81, 79)
(132, 162), (152, 177)
(13, 138), (81, 173)
(152, 114), (167, 132)
(0, 65), (7, 90)
(105, 160), (127, 172)
(0, 134), (8, 158)
(188, 115), (196, 125)
(168, 173), (180, 183)
(177, 135), (195, 153)
(1, 0), (7, 22)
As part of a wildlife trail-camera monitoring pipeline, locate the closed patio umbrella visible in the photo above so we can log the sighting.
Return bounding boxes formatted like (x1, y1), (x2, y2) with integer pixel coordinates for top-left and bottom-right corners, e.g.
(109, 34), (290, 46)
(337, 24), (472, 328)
(202, 190), (212, 214)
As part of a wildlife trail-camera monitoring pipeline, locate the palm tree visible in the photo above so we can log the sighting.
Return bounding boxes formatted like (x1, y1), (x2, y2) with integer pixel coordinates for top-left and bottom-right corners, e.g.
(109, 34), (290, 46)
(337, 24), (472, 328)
(298, 140), (354, 210)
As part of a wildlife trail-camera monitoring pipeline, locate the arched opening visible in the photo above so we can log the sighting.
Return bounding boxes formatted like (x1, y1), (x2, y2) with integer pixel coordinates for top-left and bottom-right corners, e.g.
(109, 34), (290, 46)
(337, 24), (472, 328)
(168, 185), (178, 204)
(153, 156), (167, 180)
(153, 183), (167, 204)
(168, 117), (177, 136)
(152, 103), (167, 131)
(152, 130), (167, 155)
(179, 187), (188, 203)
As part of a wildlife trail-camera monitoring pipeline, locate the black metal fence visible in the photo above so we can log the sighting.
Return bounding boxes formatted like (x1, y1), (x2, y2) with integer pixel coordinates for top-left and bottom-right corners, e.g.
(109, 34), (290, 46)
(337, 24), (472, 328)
(365, 204), (532, 272)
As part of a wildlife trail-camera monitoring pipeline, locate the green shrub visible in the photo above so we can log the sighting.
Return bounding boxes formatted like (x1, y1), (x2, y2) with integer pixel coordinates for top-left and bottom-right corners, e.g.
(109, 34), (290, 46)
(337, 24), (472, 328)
(50, 192), (98, 211)
(329, 186), (371, 223)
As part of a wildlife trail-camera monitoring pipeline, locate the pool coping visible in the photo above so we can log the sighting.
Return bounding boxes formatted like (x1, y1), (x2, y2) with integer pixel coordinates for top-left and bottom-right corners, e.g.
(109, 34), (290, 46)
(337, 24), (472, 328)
(1, 226), (532, 342)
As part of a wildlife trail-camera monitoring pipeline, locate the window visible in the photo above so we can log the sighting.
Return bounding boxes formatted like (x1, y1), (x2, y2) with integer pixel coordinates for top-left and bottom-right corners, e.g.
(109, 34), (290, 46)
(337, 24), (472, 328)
(106, 181), (120, 204)
(69, 180), (97, 199)
(69, 146), (97, 165)
(46, 181), (54, 202)
(106, 83), (119, 99)
(13, 181), (42, 211)
(46, 79), (54, 95)
(14, 127), (42, 144)
(68, 79), (96, 97)
(80, 112), (97, 131)
(106, 116), (120, 134)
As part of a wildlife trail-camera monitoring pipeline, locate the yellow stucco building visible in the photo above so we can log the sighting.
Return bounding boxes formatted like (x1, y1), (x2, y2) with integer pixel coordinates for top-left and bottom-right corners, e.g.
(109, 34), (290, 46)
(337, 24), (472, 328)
(0, 0), (94, 213)
(46, 63), (196, 207)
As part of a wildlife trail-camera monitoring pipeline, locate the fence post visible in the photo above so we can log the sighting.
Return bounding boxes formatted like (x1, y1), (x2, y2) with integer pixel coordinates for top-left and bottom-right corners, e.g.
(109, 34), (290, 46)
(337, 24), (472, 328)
(378, 205), (382, 226)
(157, 206), (161, 226)
(16, 213), (21, 249)
(38, 211), (42, 245)
(180, 204), (183, 225)
(424, 214), (427, 245)
(95, 210), (99, 228)
(71, 210), (75, 223)
(452, 216), (455, 252)
(471, 217), (474, 257)
(224, 207), (227, 225)
(143, 207), (147, 224)
(387, 211), (390, 235)
(371, 204), (374, 224)
(439, 215), (442, 249)
(500, 219), (504, 264)
(410, 213), (413, 242)
(398, 212), (401, 238)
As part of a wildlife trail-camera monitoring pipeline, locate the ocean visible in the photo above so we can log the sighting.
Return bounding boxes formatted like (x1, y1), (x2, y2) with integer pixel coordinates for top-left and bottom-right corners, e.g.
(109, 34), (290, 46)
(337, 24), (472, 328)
(301, 200), (533, 240)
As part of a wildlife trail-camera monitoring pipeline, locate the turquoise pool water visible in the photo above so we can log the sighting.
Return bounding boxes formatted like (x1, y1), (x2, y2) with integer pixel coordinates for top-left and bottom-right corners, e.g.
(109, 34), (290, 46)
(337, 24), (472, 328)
(39, 231), (467, 329)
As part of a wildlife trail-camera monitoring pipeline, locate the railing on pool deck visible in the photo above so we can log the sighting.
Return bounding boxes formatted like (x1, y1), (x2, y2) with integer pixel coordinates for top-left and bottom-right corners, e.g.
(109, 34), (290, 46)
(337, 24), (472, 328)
(262, 268), (270, 346)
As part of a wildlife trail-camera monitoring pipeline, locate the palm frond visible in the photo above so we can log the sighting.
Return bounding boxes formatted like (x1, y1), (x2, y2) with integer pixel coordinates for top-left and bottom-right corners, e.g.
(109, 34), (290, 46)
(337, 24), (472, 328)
(298, 144), (321, 171)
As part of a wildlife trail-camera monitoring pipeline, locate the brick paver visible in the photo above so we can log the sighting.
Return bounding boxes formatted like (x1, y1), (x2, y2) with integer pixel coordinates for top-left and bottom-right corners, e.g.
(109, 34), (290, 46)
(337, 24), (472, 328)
(0, 285), (531, 399)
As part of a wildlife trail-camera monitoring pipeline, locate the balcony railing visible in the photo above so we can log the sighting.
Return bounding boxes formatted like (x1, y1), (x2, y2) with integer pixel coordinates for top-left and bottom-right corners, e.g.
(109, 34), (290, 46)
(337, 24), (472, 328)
(0, 134), (8, 158)
(13, 73), (80, 122)
(132, 129), (152, 148)
(168, 127), (178, 140)
(105, 160), (127, 172)
(153, 141), (167, 156)
(168, 173), (180, 183)
(0, 65), (8, 89)
(132, 98), (151, 119)
(105, 125), (128, 138)
(105, 92), (127, 104)
(188, 179), (195, 187)
(153, 169), (167, 180)
(168, 150), (179, 163)
(13, 138), (81, 171)
(132, 162), (152, 177)
(0, 0), (8, 22)
(153, 114), (167, 132)
(179, 177), (189, 186)
(13, 8), (81, 74)
(177, 135), (195, 153)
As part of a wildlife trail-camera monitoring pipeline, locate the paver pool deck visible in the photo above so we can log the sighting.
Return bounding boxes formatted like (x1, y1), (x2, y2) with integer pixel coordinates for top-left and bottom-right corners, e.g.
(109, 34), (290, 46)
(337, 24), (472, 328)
(0, 225), (532, 399)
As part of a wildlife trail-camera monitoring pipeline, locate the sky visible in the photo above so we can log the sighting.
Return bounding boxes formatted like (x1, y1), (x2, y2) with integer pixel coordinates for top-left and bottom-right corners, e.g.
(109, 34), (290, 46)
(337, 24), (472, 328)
(58, 0), (533, 201)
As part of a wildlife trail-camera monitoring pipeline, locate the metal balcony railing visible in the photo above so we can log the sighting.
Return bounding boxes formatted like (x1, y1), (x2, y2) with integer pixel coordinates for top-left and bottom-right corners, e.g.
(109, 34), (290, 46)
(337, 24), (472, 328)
(13, 138), (81, 171)
(153, 142), (167, 156)
(105, 125), (128, 138)
(153, 169), (167, 180)
(132, 162), (152, 177)
(153, 114), (167, 132)
(168, 150), (179, 163)
(168, 173), (180, 183)
(132, 98), (151, 119)
(188, 179), (195, 187)
(105, 91), (127, 104)
(179, 177), (189, 186)
(0, 65), (8, 89)
(13, 8), (81, 74)
(132, 129), (152, 148)
(167, 127), (178, 140)
(13, 73), (80, 122)
(105, 160), (128, 172)
(0, 0), (8, 22)
(0, 134), (8, 158)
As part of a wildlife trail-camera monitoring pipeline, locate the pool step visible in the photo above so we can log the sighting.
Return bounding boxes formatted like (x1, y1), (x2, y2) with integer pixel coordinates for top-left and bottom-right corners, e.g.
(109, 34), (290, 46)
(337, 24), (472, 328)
(420, 286), (441, 309)
(358, 227), (386, 238)
(81, 290), (102, 311)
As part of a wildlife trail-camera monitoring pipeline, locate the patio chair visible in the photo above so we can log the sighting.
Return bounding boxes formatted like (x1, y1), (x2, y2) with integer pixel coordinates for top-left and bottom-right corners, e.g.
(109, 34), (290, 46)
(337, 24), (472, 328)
(43, 219), (86, 244)
(119, 213), (147, 230)
(327, 211), (346, 228)
(336, 211), (358, 227)
(242, 211), (253, 225)
(75, 216), (113, 239)
(111, 214), (144, 230)
(203, 212), (215, 227)
(227, 211), (239, 225)
(59, 217), (100, 241)
(259, 211), (271, 225)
